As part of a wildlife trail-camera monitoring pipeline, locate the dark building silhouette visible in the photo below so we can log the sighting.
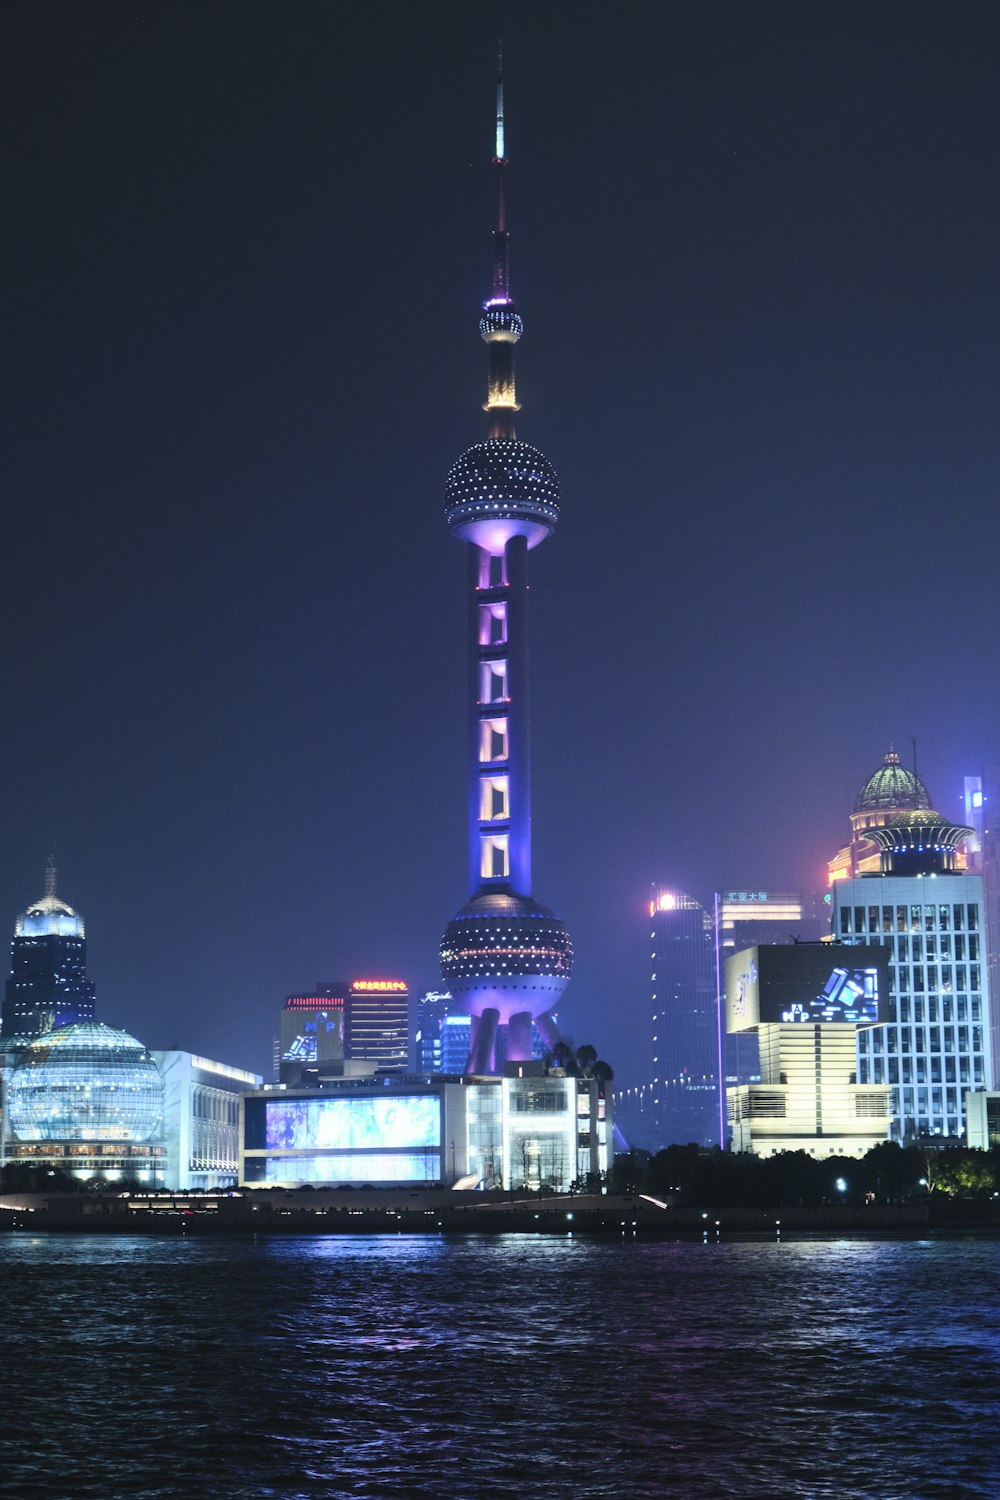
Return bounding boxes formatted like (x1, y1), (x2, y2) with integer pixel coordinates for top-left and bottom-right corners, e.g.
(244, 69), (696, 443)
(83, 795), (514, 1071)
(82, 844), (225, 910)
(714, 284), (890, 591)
(650, 888), (719, 1146)
(2, 860), (97, 1043)
(643, 887), (719, 1148)
(274, 986), (347, 1084)
(617, 888), (720, 1152)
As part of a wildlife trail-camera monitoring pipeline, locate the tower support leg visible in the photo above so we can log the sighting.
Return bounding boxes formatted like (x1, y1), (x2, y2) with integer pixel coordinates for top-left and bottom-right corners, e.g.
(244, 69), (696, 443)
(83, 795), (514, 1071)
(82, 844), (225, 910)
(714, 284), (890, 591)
(533, 1009), (562, 1054)
(507, 1009), (533, 1062)
(467, 1007), (500, 1074)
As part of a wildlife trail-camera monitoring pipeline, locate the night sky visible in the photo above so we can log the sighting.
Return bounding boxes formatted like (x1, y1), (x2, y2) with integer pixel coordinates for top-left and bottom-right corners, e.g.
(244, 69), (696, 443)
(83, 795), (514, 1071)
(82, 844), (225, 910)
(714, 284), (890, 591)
(4, 2), (999, 1085)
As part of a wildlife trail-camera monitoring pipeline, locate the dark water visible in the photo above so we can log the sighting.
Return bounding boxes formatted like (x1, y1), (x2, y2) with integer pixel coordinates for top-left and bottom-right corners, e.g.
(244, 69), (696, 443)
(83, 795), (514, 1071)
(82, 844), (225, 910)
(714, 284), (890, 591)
(1, 1233), (998, 1499)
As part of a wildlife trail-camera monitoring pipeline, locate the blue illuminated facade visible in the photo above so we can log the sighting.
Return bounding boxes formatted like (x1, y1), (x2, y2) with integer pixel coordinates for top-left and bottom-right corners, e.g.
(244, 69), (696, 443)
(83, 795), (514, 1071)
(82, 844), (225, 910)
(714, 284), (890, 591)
(439, 54), (572, 1074)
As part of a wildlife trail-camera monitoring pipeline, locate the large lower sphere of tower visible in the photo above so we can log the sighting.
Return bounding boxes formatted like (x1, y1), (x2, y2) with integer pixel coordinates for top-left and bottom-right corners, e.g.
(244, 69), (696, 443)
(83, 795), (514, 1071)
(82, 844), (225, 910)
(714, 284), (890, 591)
(445, 438), (559, 550)
(441, 892), (573, 1069)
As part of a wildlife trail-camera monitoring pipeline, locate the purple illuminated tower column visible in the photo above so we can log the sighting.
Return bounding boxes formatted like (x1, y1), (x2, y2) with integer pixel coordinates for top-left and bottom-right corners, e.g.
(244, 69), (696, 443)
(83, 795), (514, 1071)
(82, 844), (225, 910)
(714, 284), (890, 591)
(440, 54), (573, 1075)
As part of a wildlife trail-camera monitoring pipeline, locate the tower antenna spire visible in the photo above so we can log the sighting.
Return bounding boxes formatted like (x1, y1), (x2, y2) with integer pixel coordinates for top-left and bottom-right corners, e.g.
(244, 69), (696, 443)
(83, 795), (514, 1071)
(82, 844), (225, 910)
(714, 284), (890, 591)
(490, 40), (510, 303)
(495, 40), (505, 165)
(44, 853), (57, 901)
(481, 42), (522, 436)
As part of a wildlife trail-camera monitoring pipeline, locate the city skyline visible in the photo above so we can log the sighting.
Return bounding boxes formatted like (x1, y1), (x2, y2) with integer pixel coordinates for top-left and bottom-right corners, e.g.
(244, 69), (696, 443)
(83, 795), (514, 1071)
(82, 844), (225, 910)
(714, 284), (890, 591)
(4, 3), (1000, 1083)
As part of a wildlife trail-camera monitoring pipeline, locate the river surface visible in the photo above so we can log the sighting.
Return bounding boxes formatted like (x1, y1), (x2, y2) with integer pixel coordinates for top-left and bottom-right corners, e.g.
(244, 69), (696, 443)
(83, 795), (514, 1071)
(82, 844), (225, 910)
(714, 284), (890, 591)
(1, 1233), (998, 1499)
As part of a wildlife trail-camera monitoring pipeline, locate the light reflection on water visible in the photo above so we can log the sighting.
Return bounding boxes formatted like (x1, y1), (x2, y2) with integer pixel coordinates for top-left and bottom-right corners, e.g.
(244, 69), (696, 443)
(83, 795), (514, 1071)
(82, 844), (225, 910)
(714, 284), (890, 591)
(1, 1234), (998, 1498)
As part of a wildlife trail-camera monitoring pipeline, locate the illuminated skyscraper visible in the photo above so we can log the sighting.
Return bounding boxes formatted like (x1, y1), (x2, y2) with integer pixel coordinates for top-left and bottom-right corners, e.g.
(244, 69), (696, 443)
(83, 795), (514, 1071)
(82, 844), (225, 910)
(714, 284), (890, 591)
(831, 754), (992, 1140)
(439, 53), (572, 1074)
(344, 979), (409, 1074)
(648, 887), (718, 1147)
(1, 860), (97, 1044)
(717, 890), (807, 955)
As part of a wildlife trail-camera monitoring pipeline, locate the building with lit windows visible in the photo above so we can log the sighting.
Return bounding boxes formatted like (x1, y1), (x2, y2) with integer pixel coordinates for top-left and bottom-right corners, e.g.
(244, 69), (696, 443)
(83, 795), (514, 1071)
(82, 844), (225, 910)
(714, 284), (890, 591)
(413, 990), (451, 1072)
(717, 889), (807, 956)
(1, 861), (96, 1044)
(344, 979), (409, 1073)
(413, 1000), (552, 1078)
(239, 1068), (611, 1191)
(833, 863), (990, 1140)
(153, 1050), (262, 1189)
(725, 944), (891, 1158)
(830, 757), (992, 1140)
(438, 55), (573, 1074)
(440, 1014), (473, 1073)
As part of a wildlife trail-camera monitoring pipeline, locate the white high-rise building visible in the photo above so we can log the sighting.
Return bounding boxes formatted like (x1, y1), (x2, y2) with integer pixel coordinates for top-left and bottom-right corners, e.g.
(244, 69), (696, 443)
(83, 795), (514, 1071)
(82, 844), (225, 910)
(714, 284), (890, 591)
(831, 825), (991, 1141)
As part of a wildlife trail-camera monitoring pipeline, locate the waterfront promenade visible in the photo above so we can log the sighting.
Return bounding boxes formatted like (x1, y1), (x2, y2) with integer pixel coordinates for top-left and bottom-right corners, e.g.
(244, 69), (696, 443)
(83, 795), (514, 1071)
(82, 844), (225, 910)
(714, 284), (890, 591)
(2, 1188), (997, 1237)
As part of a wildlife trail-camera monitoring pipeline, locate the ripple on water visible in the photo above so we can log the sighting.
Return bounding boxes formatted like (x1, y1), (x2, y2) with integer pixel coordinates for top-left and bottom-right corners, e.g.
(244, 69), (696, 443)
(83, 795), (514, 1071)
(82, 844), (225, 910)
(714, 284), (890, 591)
(0, 1235), (998, 1498)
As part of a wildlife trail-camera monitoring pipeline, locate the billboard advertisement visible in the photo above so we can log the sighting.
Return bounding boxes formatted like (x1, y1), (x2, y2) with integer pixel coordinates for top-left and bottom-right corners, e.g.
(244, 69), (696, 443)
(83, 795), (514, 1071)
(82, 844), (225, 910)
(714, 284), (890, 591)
(279, 1007), (343, 1068)
(725, 944), (887, 1032)
(264, 1094), (440, 1153)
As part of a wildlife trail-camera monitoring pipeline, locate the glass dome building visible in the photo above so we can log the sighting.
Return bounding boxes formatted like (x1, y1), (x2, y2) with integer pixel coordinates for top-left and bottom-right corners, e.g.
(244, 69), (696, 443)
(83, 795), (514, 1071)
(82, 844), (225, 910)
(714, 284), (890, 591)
(8, 1022), (164, 1143)
(852, 748), (932, 828)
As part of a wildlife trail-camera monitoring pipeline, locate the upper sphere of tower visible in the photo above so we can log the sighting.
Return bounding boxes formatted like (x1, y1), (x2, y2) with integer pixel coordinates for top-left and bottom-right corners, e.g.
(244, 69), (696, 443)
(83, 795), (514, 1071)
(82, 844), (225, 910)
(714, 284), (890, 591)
(480, 306), (524, 343)
(445, 438), (559, 549)
(853, 748), (932, 815)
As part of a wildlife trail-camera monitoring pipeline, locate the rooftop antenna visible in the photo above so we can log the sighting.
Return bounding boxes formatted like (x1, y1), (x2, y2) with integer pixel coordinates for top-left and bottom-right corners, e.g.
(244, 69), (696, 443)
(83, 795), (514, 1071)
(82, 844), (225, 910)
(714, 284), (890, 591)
(44, 853), (57, 900)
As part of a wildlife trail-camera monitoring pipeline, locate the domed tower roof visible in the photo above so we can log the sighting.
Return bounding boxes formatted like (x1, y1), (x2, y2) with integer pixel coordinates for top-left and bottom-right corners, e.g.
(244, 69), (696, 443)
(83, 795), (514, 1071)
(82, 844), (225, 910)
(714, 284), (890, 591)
(15, 857), (85, 938)
(853, 749), (932, 815)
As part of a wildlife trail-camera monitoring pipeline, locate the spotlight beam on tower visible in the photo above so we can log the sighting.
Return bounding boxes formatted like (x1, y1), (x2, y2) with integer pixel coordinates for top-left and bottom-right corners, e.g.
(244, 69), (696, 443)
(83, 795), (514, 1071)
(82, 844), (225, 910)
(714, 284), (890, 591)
(440, 50), (573, 1076)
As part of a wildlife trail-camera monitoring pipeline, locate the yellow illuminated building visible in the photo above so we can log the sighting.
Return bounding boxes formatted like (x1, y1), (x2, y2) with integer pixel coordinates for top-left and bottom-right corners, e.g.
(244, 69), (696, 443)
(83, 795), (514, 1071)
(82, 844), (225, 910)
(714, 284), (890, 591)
(728, 1023), (891, 1158)
(725, 944), (891, 1158)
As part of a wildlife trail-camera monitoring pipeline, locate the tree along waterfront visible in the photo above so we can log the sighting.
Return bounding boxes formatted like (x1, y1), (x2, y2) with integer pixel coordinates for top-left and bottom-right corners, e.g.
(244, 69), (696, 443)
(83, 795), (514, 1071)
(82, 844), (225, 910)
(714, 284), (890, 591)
(610, 1140), (1000, 1210)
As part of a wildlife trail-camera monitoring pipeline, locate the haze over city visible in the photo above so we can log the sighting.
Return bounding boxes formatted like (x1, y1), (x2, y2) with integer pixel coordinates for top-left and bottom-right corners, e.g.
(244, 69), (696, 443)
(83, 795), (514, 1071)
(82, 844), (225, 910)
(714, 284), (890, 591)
(4, 1), (999, 1084)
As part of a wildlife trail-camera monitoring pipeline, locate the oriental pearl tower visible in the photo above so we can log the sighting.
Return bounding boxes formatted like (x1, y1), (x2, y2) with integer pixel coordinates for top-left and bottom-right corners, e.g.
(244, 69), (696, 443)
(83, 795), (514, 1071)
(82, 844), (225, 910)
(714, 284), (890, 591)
(440, 51), (573, 1074)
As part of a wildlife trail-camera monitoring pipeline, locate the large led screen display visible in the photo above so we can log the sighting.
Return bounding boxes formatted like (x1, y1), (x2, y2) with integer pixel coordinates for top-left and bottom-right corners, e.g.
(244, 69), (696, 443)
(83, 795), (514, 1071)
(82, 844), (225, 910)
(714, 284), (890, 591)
(725, 944), (888, 1032)
(264, 1094), (441, 1152)
(263, 1152), (440, 1185)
